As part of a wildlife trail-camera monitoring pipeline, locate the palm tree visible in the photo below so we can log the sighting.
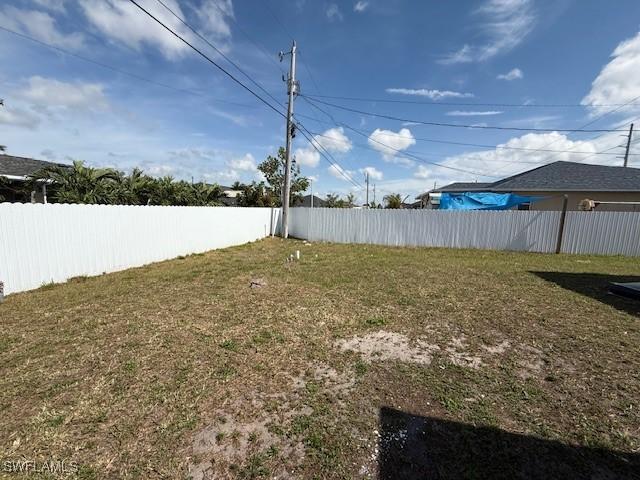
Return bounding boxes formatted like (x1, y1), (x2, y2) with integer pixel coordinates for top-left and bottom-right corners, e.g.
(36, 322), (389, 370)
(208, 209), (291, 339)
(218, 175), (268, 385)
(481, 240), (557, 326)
(30, 160), (120, 204)
(384, 193), (403, 209)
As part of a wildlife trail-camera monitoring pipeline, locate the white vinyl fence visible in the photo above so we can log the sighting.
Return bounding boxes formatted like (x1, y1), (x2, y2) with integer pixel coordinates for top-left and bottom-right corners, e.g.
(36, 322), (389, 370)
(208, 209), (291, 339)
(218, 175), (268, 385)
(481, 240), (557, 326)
(289, 208), (640, 256)
(0, 203), (280, 295)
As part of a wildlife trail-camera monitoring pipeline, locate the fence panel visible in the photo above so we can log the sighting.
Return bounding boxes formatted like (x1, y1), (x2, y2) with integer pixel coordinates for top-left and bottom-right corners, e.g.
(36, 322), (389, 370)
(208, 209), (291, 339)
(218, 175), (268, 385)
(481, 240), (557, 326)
(562, 211), (640, 255)
(290, 208), (560, 253)
(290, 208), (640, 256)
(0, 203), (280, 295)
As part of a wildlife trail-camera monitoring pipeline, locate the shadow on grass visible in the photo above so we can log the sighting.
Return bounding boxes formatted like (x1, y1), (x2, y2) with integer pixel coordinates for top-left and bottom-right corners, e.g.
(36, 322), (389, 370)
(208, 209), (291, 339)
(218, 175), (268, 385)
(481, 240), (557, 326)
(530, 272), (640, 317)
(378, 407), (640, 479)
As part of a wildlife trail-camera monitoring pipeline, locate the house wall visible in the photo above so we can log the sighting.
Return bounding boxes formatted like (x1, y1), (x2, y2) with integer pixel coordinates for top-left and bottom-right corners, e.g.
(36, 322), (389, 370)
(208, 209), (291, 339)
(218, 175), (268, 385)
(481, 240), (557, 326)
(518, 191), (640, 212)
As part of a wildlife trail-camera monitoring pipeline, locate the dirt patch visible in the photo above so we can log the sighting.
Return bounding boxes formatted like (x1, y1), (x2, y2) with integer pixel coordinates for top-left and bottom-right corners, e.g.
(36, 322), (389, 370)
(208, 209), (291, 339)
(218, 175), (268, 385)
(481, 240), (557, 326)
(517, 345), (546, 379)
(335, 331), (440, 365)
(189, 394), (309, 480)
(482, 340), (511, 355)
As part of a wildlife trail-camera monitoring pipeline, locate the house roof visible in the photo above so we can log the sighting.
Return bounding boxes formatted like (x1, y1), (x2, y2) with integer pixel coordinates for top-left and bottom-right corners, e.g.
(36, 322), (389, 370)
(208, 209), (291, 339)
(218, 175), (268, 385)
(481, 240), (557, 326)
(431, 182), (493, 193)
(295, 194), (327, 207)
(420, 161), (640, 197)
(0, 155), (67, 178)
(490, 161), (640, 192)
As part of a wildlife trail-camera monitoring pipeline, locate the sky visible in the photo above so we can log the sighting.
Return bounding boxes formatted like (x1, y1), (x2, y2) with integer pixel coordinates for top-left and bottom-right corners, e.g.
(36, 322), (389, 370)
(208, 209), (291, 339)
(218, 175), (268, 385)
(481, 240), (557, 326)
(2, 0), (640, 203)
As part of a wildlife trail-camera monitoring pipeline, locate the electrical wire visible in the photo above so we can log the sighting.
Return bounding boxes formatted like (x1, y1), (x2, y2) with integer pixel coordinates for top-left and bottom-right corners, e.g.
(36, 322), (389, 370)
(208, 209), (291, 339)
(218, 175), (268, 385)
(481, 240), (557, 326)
(295, 113), (638, 156)
(0, 25), (260, 109)
(300, 95), (627, 133)
(295, 122), (364, 189)
(127, 0), (286, 119)
(301, 93), (640, 109)
(152, 0), (283, 109)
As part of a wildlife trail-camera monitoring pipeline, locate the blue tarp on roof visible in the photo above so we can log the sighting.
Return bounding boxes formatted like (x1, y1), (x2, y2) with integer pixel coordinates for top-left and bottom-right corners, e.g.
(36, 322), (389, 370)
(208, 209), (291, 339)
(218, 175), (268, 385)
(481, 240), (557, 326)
(439, 192), (543, 210)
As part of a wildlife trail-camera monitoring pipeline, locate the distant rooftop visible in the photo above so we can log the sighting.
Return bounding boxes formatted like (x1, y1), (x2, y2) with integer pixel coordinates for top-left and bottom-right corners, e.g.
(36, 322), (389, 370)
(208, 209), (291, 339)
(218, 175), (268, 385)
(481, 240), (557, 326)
(0, 155), (67, 178)
(420, 161), (640, 197)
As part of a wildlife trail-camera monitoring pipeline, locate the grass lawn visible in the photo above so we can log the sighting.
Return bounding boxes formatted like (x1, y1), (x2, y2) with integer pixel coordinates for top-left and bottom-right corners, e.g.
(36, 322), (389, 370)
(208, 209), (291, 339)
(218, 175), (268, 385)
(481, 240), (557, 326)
(1, 238), (639, 479)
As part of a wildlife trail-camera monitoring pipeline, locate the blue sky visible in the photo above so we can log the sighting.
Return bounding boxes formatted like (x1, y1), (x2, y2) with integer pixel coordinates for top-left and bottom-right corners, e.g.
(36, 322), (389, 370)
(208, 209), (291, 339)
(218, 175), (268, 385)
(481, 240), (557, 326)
(2, 0), (640, 201)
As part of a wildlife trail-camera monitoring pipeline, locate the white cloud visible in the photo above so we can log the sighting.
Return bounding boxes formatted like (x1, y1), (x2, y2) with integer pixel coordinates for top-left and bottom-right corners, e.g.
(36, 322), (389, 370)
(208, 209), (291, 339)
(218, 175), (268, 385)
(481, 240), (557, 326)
(0, 106), (41, 129)
(582, 31), (640, 116)
(19, 76), (108, 111)
(360, 166), (383, 180)
(497, 68), (523, 81)
(294, 147), (320, 167)
(414, 165), (430, 179)
(294, 127), (352, 168)
(368, 128), (416, 160)
(326, 3), (343, 21)
(440, 132), (614, 182)
(328, 164), (354, 182)
(446, 110), (503, 116)
(354, 1), (369, 12)
(314, 127), (352, 153)
(1, 6), (83, 49)
(79, 0), (212, 60)
(31, 0), (68, 13)
(386, 88), (474, 100)
(439, 0), (536, 64)
(195, 0), (234, 49)
(227, 153), (256, 171)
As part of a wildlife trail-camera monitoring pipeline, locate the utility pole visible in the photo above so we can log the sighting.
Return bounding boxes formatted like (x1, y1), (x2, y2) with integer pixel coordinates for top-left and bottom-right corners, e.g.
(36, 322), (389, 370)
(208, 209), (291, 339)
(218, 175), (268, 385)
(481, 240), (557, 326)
(365, 172), (370, 206)
(310, 179), (313, 208)
(280, 41), (297, 238)
(373, 184), (376, 206)
(0, 99), (5, 153)
(623, 123), (634, 167)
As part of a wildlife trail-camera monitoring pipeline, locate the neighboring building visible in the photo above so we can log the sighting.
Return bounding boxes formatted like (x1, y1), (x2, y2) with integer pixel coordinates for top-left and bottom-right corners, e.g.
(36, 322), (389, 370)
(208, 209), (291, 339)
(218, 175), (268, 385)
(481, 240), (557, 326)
(0, 154), (66, 202)
(219, 185), (243, 206)
(294, 194), (327, 207)
(417, 161), (640, 211)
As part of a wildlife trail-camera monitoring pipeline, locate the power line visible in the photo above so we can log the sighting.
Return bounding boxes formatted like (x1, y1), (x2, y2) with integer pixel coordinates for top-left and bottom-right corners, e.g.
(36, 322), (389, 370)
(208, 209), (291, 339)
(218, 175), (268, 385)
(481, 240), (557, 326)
(298, 97), (499, 177)
(127, 0), (286, 119)
(0, 25), (260, 109)
(295, 122), (364, 189)
(296, 114), (638, 156)
(301, 93), (640, 109)
(300, 95), (627, 133)
(152, 0), (283, 109)
(206, 0), (285, 76)
(306, 130), (544, 165)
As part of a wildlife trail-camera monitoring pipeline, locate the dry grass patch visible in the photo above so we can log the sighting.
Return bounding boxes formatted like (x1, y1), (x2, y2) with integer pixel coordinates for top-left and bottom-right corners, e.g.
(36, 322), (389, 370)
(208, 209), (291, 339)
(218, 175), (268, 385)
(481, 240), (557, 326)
(1, 238), (639, 478)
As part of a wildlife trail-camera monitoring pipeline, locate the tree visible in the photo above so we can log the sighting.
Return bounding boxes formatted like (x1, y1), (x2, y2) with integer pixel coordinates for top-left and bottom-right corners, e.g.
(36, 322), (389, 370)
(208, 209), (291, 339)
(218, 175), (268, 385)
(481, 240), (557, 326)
(258, 147), (309, 206)
(28, 162), (224, 206)
(345, 193), (356, 208)
(384, 193), (403, 209)
(30, 160), (121, 204)
(324, 193), (357, 208)
(238, 181), (276, 207)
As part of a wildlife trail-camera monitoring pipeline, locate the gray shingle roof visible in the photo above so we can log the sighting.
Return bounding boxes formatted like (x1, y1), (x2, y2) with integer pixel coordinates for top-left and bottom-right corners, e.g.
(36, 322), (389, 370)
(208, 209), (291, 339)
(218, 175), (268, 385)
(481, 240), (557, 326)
(432, 182), (493, 193)
(295, 194), (327, 207)
(490, 161), (640, 192)
(0, 155), (67, 177)
(419, 162), (640, 197)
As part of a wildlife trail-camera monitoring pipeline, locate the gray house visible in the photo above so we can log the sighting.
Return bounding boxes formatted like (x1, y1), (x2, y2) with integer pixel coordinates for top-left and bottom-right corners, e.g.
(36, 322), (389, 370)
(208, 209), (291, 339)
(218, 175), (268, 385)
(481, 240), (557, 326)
(0, 154), (67, 203)
(418, 161), (640, 211)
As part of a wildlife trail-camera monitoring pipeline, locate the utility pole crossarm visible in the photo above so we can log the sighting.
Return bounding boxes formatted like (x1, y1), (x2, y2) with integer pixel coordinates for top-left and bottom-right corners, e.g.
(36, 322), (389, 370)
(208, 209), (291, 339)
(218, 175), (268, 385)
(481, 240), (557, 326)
(280, 40), (297, 238)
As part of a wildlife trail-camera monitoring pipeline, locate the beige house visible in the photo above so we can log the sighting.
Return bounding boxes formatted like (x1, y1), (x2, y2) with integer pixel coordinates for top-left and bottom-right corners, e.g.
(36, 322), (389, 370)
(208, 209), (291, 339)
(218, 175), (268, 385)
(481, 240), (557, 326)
(418, 161), (640, 212)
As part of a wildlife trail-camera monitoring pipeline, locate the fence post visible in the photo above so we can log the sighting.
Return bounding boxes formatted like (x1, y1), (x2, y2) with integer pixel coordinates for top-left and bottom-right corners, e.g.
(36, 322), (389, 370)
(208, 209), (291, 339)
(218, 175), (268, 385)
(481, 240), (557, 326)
(555, 195), (569, 254)
(269, 207), (274, 237)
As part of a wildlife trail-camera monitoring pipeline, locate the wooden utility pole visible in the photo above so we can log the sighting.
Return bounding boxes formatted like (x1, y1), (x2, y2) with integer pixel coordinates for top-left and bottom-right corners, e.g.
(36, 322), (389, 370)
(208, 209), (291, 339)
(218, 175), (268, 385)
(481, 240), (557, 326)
(623, 123), (634, 167)
(280, 40), (297, 238)
(365, 172), (370, 206)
